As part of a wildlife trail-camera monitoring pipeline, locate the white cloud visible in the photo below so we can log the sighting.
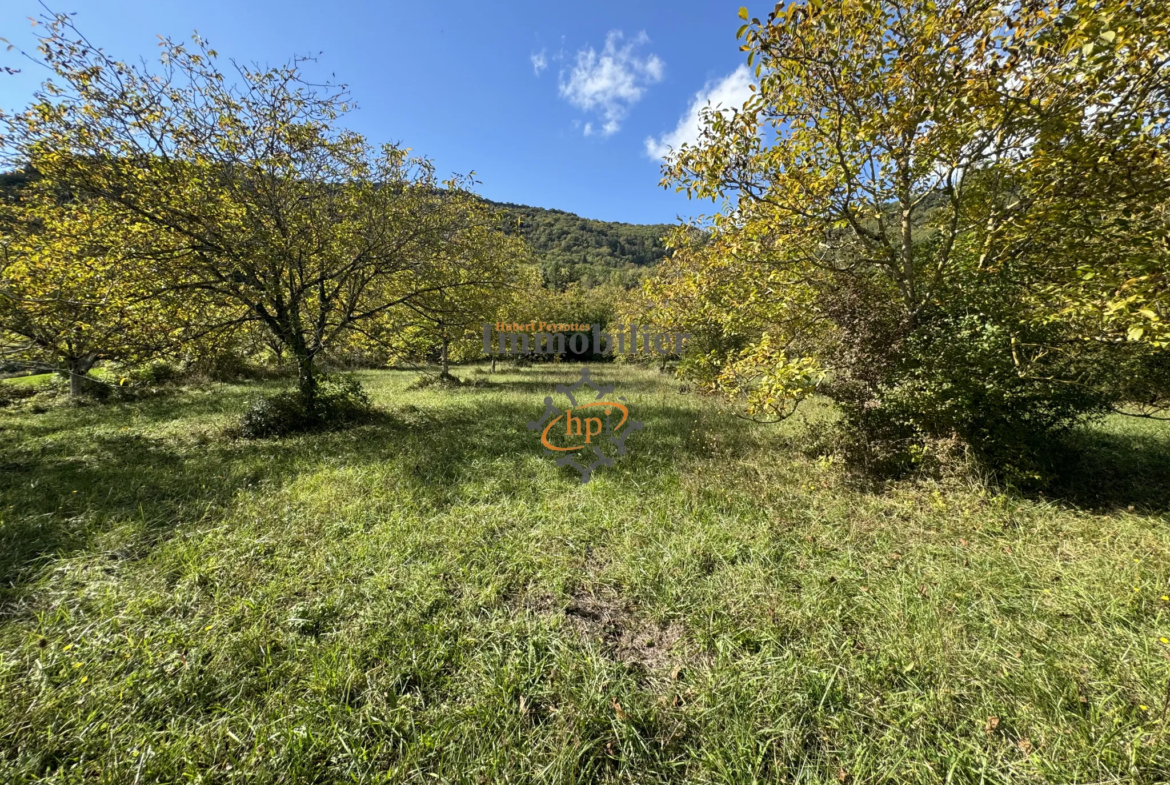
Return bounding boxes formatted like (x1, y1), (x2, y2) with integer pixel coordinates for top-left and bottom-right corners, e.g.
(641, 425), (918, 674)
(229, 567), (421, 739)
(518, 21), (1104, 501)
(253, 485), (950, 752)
(559, 30), (664, 137)
(644, 64), (754, 159)
(531, 49), (547, 76)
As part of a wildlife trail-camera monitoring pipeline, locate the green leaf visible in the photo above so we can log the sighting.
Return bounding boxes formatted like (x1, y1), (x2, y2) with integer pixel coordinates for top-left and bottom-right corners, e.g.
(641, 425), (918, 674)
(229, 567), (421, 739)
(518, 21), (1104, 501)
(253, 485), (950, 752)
(737, 24), (749, 38)
(1127, 325), (1145, 341)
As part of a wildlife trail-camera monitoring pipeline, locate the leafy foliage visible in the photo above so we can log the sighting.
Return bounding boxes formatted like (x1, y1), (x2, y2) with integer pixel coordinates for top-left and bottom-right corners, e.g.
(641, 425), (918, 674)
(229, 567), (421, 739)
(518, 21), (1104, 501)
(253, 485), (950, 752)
(2, 12), (522, 408)
(237, 374), (373, 439)
(644, 0), (1170, 477)
(0, 186), (187, 395)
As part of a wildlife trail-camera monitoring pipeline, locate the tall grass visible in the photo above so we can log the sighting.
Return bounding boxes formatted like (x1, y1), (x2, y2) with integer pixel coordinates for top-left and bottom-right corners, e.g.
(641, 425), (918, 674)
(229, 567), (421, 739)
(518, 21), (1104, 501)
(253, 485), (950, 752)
(1, 364), (1168, 783)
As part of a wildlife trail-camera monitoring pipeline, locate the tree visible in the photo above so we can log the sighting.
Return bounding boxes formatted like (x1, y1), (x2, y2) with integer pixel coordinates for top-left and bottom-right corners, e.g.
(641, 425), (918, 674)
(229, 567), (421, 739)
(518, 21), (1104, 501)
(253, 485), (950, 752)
(0, 194), (188, 395)
(376, 203), (533, 379)
(630, 224), (822, 414)
(3, 12), (514, 409)
(651, 0), (1170, 472)
(1004, 0), (1170, 349)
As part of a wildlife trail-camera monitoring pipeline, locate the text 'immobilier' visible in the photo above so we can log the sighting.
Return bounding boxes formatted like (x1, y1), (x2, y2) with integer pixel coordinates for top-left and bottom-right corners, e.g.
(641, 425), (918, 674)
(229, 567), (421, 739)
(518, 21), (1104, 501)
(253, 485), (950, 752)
(482, 323), (690, 356)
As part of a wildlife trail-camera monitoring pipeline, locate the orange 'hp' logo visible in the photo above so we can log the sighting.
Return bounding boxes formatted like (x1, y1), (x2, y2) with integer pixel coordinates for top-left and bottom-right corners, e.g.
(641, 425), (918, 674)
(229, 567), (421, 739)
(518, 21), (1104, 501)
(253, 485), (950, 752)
(527, 368), (643, 483)
(540, 401), (629, 451)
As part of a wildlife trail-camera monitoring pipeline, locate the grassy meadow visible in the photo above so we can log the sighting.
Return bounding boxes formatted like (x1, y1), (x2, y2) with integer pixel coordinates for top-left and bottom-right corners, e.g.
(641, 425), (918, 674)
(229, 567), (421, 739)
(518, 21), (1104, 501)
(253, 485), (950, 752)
(1, 364), (1169, 783)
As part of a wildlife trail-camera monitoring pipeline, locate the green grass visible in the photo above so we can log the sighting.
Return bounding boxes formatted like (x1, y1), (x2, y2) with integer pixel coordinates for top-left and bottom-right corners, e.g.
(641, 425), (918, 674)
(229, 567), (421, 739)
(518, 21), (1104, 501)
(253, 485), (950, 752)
(1, 364), (1168, 783)
(0, 373), (53, 388)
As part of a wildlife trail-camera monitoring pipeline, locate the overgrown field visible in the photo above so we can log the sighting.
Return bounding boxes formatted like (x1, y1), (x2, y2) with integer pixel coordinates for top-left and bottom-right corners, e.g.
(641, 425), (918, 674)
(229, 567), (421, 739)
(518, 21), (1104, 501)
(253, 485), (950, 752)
(1, 365), (1168, 783)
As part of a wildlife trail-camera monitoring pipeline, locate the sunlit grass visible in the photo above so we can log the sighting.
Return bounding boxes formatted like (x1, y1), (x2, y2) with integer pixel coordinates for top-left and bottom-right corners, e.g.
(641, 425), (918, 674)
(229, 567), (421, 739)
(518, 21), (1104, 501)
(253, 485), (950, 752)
(0, 373), (53, 388)
(1, 363), (1168, 783)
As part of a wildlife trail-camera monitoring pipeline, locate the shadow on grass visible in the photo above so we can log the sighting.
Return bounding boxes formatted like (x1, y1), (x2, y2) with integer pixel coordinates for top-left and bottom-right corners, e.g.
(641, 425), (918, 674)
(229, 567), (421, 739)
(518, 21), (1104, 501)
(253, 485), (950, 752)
(1, 432), (278, 603)
(8, 369), (1166, 610)
(345, 396), (742, 498)
(0, 387), (734, 603)
(1, 383), (281, 440)
(1039, 420), (1170, 514)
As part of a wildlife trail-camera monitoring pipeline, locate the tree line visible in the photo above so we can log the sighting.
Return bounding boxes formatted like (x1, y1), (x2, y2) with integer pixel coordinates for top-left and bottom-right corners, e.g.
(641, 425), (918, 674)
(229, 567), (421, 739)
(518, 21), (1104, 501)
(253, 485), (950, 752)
(485, 200), (673, 290)
(3, 0), (1168, 480)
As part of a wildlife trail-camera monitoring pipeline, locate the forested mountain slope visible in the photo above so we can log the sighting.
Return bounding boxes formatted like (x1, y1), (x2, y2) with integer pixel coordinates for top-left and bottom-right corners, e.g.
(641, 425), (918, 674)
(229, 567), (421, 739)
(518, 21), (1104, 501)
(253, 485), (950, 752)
(486, 199), (673, 290)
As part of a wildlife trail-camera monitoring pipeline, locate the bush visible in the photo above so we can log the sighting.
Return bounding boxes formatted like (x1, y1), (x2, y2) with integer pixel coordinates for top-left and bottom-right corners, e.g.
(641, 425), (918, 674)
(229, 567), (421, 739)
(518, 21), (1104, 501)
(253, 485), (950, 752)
(237, 374), (373, 438)
(129, 360), (182, 385)
(187, 351), (269, 382)
(827, 303), (1115, 483)
(406, 372), (464, 390)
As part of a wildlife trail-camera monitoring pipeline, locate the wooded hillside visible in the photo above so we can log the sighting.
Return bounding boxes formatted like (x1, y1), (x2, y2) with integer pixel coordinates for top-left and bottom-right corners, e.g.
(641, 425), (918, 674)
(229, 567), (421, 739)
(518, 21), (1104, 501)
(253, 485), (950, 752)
(486, 199), (673, 290)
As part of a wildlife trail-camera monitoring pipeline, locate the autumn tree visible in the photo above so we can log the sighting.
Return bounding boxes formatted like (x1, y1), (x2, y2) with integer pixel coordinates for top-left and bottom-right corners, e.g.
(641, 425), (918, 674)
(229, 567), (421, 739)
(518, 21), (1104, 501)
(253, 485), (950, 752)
(651, 0), (1169, 473)
(2, 12), (515, 410)
(0, 195), (192, 395)
(377, 204), (533, 379)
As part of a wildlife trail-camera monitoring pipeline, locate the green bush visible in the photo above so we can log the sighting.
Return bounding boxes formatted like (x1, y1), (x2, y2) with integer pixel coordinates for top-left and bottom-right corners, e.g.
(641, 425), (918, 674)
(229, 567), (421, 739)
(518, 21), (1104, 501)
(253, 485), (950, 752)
(130, 360), (182, 385)
(237, 374), (373, 438)
(828, 300), (1116, 483)
(188, 351), (267, 382)
(406, 372), (464, 390)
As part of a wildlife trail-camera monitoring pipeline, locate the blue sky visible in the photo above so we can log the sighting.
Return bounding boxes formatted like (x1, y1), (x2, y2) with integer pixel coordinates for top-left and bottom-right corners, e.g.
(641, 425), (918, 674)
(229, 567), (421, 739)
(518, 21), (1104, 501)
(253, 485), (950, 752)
(0, 1), (756, 224)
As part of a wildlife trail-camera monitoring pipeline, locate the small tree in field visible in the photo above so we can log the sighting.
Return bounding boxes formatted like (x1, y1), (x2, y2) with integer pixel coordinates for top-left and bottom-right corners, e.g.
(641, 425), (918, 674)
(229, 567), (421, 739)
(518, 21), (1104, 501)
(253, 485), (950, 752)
(3, 12), (514, 410)
(0, 196), (191, 395)
(375, 205), (533, 380)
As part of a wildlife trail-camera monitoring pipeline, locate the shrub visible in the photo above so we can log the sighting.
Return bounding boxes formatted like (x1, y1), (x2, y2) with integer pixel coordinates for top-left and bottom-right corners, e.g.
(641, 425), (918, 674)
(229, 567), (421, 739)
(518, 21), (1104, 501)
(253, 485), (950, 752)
(130, 360), (182, 385)
(187, 352), (265, 382)
(406, 372), (464, 390)
(237, 391), (308, 438)
(237, 374), (373, 438)
(827, 304), (1115, 483)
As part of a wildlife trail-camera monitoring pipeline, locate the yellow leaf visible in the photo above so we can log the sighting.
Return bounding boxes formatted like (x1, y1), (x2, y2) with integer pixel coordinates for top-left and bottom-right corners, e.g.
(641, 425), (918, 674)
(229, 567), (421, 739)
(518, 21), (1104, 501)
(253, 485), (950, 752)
(738, 6), (749, 20)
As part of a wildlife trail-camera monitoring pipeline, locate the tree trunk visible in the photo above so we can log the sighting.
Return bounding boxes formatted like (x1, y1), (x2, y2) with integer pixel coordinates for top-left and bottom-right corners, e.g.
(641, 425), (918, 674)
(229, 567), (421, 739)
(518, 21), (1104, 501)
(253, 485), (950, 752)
(69, 364), (84, 398)
(66, 354), (98, 397)
(295, 350), (317, 412)
(491, 355), (497, 373)
(270, 339), (285, 365)
(440, 332), (450, 378)
(898, 151), (916, 310)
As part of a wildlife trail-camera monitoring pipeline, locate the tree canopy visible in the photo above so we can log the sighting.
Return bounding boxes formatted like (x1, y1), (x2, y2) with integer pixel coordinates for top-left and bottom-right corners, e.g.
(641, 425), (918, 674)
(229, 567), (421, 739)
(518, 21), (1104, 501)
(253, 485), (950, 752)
(1, 12), (526, 404)
(638, 0), (1169, 475)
